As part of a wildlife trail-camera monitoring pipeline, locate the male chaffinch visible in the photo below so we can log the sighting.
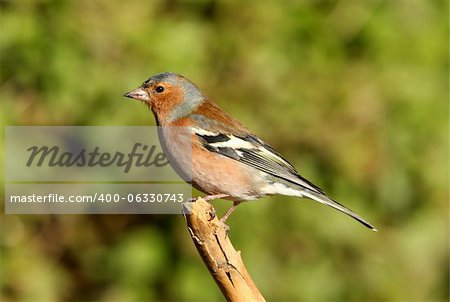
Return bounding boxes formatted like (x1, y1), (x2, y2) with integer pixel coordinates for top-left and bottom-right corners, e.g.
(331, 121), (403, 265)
(124, 72), (376, 231)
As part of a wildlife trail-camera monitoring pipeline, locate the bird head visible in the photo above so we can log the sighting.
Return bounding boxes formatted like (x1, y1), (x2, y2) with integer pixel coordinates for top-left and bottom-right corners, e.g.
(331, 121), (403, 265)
(124, 72), (205, 124)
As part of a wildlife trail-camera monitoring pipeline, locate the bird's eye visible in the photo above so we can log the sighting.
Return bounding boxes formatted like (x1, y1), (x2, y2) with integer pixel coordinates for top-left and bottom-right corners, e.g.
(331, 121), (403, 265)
(155, 86), (165, 93)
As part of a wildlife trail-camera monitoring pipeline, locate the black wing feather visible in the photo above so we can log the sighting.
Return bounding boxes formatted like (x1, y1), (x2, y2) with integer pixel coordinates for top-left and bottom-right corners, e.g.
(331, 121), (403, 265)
(196, 133), (325, 194)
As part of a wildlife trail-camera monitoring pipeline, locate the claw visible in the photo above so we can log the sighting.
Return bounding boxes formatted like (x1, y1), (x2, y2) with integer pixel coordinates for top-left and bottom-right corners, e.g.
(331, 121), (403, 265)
(187, 197), (198, 203)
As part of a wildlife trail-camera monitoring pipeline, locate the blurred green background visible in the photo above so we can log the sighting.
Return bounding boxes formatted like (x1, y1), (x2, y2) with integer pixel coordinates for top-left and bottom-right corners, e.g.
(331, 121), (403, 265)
(1, 0), (448, 301)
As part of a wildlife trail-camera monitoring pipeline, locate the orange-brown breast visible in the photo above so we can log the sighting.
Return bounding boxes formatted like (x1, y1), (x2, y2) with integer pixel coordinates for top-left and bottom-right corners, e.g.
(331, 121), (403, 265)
(163, 116), (263, 200)
(189, 140), (262, 199)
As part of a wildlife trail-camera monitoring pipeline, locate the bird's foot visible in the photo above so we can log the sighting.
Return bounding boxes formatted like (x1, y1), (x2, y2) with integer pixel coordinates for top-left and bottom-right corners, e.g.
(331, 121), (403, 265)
(221, 223), (230, 233)
(187, 197), (198, 203)
(207, 207), (216, 221)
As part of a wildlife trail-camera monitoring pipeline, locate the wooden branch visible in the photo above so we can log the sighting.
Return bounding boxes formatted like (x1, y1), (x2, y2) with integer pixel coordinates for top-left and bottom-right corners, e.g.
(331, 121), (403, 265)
(183, 198), (266, 302)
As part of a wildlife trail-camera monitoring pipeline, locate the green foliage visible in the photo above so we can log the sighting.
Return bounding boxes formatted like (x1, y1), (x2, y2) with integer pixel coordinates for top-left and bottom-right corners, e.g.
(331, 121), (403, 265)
(1, 0), (448, 301)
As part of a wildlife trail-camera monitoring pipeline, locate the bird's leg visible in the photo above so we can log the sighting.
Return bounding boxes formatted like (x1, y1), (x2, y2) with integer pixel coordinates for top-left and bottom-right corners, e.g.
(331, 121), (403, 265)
(188, 194), (230, 220)
(188, 194), (228, 202)
(202, 194), (229, 202)
(220, 201), (241, 223)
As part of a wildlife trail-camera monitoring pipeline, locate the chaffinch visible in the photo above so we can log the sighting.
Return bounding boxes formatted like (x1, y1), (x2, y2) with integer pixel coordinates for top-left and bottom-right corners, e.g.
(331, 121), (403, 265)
(124, 72), (376, 231)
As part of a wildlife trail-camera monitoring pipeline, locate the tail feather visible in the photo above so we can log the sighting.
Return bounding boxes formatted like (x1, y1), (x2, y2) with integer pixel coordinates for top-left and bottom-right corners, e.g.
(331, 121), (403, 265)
(301, 189), (377, 231)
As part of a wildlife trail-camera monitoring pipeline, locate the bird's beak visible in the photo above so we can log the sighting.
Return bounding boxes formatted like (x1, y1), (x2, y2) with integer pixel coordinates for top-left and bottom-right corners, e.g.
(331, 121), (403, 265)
(123, 87), (151, 103)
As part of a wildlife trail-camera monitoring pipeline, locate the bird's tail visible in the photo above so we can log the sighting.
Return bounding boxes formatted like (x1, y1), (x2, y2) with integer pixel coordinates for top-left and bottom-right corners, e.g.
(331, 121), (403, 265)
(301, 189), (377, 231)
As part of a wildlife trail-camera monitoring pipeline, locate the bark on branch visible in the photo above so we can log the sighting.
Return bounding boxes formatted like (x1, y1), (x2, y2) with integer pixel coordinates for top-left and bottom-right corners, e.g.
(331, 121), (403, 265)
(183, 198), (266, 302)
